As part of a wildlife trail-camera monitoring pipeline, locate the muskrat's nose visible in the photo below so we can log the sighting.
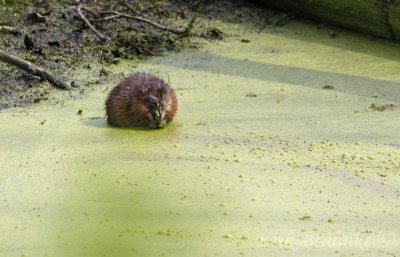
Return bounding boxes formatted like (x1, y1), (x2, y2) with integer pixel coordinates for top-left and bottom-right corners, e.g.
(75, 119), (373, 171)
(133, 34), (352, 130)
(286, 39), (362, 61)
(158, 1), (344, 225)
(157, 121), (166, 129)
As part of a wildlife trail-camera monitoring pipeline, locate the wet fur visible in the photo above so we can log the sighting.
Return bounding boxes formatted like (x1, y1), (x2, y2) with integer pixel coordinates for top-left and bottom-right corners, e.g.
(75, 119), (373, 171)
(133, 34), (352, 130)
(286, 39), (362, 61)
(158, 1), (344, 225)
(105, 72), (178, 128)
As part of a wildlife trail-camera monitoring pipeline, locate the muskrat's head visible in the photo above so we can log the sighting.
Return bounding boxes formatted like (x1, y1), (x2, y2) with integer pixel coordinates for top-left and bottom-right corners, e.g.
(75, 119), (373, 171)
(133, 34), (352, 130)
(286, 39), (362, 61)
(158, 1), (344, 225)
(143, 94), (168, 129)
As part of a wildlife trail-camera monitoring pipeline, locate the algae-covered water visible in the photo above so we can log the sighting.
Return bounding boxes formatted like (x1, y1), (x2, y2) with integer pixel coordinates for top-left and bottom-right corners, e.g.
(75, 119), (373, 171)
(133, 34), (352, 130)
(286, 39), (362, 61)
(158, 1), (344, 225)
(1, 20), (400, 257)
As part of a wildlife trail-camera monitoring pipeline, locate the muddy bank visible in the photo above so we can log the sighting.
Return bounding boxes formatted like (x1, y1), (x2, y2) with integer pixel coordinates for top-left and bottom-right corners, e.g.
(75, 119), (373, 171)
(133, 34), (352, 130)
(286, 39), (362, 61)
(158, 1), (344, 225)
(1, 0), (273, 109)
(0, 0), (193, 108)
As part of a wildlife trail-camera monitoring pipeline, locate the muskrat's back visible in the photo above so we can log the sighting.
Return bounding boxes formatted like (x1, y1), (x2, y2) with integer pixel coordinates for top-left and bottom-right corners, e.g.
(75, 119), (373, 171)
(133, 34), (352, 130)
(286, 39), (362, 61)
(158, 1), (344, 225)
(105, 72), (178, 129)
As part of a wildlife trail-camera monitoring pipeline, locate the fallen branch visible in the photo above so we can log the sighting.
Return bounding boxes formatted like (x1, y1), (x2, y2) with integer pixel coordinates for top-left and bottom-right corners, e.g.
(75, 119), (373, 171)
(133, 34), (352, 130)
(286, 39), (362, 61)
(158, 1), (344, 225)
(0, 49), (70, 90)
(73, 2), (203, 42)
(75, 4), (111, 42)
(97, 10), (184, 35)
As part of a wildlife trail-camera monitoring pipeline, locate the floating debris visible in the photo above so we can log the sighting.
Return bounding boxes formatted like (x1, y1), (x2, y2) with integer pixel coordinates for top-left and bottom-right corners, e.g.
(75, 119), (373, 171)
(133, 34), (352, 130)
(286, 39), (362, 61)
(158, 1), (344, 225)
(322, 85), (334, 90)
(246, 93), (257, 97)
(299, 215), (312, 221)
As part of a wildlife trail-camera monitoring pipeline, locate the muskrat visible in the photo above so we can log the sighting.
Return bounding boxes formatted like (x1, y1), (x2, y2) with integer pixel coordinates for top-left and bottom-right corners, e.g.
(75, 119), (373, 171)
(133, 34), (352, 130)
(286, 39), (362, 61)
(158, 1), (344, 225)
(105, 72), (178, 129)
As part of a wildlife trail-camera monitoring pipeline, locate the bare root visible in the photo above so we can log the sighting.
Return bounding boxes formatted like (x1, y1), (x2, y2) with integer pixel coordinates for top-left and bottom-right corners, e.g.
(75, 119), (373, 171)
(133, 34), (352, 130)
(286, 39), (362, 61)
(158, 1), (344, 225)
(0, 49), (70, 90)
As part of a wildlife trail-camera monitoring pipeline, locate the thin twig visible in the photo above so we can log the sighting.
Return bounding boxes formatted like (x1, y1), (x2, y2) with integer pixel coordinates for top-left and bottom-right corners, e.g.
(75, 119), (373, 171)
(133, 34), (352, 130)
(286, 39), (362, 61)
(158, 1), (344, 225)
(0, 49), (70, 90)
(75, 4), (111, 42)
(272, 12), (296, 26)
(98, 10), (183, 35)
(92, 14), (120, 21)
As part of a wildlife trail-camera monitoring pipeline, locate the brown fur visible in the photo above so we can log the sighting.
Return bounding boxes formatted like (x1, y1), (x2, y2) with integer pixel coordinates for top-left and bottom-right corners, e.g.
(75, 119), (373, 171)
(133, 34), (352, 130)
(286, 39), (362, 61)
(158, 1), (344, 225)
(105, 72), (178, 129)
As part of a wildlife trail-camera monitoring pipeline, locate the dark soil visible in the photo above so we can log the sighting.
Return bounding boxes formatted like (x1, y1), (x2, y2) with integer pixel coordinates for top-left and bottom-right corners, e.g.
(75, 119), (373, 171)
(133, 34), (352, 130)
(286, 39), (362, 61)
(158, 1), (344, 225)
(0, 0), (279, 109)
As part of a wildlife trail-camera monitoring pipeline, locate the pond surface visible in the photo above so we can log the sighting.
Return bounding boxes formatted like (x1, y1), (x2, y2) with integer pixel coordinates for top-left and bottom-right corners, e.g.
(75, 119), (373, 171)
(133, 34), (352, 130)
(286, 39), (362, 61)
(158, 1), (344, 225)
(1, 19), (400, 257)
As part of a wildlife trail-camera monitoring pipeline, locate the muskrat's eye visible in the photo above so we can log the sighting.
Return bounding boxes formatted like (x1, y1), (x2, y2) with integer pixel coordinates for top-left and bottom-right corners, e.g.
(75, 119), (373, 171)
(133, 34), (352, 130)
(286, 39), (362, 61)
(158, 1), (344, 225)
(145, 98), (157, 110)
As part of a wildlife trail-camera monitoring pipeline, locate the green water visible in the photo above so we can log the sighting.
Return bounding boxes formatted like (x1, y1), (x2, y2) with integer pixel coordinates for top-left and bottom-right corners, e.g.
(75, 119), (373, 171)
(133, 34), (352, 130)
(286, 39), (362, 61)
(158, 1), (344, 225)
(0, 20), (399, 257)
